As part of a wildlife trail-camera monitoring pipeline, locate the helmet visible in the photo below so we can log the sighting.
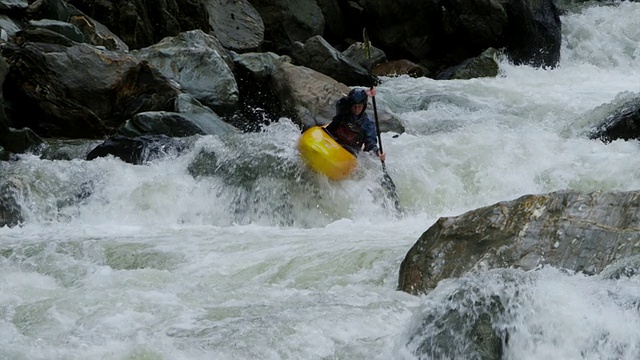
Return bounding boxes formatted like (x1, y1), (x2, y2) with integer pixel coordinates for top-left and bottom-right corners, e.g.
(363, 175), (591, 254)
(348, 88), (368, 105)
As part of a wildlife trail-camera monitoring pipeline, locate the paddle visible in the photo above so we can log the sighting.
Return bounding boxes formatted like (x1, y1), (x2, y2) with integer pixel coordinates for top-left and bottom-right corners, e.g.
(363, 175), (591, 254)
(370, 90), (400, 211)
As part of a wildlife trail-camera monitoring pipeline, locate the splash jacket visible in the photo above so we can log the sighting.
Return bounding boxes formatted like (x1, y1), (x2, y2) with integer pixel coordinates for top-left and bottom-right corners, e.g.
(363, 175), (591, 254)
(325, 89), (379, 156)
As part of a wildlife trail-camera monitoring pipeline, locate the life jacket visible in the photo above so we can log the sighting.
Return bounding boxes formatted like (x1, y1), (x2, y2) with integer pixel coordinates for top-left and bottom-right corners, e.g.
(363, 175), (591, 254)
(327, 91), (369, 154)
(333, 117), (364, 148)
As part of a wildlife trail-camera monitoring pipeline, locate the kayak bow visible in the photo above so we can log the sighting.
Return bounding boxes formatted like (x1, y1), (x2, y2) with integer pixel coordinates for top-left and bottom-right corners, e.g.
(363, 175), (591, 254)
(298, 126), (357, 180)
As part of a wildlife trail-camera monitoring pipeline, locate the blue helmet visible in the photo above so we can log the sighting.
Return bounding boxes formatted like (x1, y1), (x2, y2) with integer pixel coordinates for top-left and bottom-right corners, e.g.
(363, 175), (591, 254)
(348, 88), (368, 105)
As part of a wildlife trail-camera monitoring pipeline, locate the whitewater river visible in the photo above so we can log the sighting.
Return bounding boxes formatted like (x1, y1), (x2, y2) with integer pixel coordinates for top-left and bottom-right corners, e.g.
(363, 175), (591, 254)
(1, 2), (640, 359)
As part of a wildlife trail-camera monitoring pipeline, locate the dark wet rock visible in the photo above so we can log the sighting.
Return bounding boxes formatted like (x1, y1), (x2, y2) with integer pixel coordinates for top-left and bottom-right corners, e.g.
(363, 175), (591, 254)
(3, 42), (180, 138)
(588, 94), (640, 143)
(501, 0), (562, 67)
(228, 52), (285, 132)
(0, 127), (44, 154)
(0, 177), (25, 227)
(86, 134), (188, 165)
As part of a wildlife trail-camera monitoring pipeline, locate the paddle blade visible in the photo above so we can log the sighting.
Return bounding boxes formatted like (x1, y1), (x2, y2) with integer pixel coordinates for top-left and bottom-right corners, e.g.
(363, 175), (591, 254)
(381, 164), (400, 212)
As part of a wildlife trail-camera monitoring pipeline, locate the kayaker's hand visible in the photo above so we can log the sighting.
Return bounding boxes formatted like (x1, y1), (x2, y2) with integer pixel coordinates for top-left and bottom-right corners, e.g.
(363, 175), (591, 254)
(378, 150), (386, 162)
(367, 87), (377, 97)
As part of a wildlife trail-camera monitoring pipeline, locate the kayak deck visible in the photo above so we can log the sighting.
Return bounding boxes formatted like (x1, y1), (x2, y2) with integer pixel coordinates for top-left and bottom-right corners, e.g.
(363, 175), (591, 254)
(298, 126), (357, 181)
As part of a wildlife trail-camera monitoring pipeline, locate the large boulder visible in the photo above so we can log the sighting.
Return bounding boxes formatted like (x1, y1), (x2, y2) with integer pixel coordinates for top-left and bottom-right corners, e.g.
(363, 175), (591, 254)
(399, 189), (640, 295)
(270, 59), (346, 129)
(132, 30), (239, 114)
(500, 0), (562, 67)
(3, 41), (180, 138)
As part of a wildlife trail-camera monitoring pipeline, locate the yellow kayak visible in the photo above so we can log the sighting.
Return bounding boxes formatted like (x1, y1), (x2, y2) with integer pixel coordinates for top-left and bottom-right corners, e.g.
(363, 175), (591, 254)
(298, 126), (357, 180)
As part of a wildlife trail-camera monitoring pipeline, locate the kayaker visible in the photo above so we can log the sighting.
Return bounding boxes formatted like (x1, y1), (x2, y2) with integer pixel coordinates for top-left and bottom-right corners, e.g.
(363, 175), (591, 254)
(325, 87), (386, 161)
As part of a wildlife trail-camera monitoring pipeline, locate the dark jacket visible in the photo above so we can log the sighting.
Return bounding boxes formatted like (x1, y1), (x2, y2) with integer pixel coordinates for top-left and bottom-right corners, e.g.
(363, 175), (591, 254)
(325, 95), (379, 155)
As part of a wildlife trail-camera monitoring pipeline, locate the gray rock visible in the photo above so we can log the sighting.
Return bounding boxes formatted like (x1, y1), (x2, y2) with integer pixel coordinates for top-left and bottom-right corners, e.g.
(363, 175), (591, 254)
(132, 30), (238, 114)
(202, 0), (264, 51)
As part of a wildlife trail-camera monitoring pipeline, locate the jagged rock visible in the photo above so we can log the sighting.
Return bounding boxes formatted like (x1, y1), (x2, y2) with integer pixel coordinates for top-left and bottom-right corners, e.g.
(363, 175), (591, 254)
(315, 0), (344, 42)
(399, 189), (640, 295)
(291, 35), (378, 87)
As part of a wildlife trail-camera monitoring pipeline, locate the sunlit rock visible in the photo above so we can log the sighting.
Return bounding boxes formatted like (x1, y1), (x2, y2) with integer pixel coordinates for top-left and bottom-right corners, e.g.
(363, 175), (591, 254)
(399, 190), (640, 295)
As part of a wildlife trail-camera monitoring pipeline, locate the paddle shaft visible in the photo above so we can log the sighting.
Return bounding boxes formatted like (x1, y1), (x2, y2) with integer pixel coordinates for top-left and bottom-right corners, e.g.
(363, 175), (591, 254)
(370, 90), (399, 210)
(371, 94), (385, 164)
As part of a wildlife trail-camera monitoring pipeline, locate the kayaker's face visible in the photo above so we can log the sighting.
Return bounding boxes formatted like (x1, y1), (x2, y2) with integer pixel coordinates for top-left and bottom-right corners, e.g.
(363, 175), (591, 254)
(351, 103), (365, 116)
